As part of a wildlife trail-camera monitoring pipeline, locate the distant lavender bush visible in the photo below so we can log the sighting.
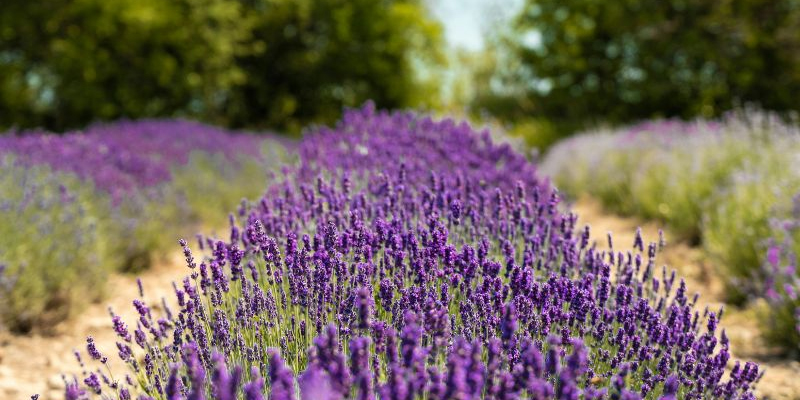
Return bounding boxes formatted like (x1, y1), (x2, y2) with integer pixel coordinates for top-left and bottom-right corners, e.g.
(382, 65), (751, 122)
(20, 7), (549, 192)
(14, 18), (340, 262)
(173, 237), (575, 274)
(0, 119), (266, 201)
(541, 118), (738, 241)
(543, 112), (800, 288)
(0, 120), (285, 331)
(543, 110), (800, 353)
(0, 158), (115, 332)
(65, 105), (759, 399)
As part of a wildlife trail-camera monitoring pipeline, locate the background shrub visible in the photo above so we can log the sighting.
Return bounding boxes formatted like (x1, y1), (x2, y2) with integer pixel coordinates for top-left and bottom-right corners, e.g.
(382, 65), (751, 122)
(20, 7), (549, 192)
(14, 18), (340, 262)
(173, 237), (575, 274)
(0, 159), (115, 332)
(762, 199), (800, 356)
(542, 112), (800, 293)
(171, 142), (290, 229)
(0, 120), (287, 331)
(0, 0), (443, 133)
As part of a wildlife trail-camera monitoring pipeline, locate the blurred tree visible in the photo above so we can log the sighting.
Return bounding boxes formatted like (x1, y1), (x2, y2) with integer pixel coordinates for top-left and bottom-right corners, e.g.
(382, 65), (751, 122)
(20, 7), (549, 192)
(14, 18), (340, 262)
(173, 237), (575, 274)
(0, 0), (443, 132)
(475, 0), (800, 128)
(224, 0), (443, 132)
(0, 0), (252, 130)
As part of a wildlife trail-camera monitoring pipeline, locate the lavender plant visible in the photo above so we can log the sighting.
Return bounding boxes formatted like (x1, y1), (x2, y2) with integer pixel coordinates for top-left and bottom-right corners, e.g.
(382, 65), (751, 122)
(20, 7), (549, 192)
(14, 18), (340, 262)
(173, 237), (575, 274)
(542, 112), (800, 350)
(64, 105), (759, 399)
(0, 119), (279, 269)
(172, 141), (290, 230)
(0, 120), (285, 330)
(543, 112), (800, 294)
(0, 119), (269, 201)
(762, 194), (800, 355)
(541, 118), (744, 242)
(0, 157), (116, 332)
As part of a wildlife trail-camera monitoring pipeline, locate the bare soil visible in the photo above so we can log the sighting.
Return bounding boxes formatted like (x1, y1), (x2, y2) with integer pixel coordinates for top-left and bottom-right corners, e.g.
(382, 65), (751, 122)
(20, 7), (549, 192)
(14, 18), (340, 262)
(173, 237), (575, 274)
(0, 198), (798, 399)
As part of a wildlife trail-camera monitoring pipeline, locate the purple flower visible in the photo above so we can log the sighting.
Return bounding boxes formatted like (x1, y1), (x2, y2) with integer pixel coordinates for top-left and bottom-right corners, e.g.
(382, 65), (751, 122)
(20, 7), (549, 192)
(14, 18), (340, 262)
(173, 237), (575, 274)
(768, 246), (781, 267)
(112, 314), (132, 342)
(659, 374), (679, 400)
(356, 286), (374, 331)
(65, 379), (88, 400)
(166, 365), (184, 400)
(299, 365), (339, 400)
(83, 373), (101, 394)
(268, 350), (295, 400)
(243, 368), (265, 400)
(86, 336), (106, 364)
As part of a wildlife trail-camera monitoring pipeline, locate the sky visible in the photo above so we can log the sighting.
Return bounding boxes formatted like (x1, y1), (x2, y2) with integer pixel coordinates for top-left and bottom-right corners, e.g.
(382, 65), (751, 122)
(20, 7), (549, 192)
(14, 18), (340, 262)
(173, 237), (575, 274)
(428, 0), (525, 51)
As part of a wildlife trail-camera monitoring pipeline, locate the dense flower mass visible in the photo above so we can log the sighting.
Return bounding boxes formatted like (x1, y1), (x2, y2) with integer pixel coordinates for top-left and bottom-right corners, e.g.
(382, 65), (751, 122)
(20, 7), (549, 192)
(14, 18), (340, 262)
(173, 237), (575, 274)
(64, 104), (759, 399)
(0, 119), (267, 202)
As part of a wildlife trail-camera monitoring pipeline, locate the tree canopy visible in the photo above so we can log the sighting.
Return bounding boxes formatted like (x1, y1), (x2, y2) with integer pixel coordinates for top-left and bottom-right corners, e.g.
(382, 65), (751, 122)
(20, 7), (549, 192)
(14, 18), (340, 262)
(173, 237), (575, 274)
(475, 0), (800, 126)
(0, 0), (443, 132)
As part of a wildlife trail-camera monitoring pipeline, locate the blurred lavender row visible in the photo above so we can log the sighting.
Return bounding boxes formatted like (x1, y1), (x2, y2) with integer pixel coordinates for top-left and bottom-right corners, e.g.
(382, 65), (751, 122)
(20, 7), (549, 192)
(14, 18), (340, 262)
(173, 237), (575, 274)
(542, 110), (800, 355)
(0, 120), (287, 332)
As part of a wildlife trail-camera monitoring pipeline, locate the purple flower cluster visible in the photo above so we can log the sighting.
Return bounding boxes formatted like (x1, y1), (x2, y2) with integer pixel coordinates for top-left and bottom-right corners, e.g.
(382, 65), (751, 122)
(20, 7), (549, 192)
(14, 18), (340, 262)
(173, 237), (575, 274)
(64, 104), (759, 399)
(0, 119), (267, 202)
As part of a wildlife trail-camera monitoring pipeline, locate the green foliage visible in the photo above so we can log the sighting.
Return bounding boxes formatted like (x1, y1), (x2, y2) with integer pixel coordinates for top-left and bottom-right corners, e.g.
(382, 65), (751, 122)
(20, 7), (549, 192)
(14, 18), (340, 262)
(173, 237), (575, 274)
(0, 0), (444, 132)
(477, 0), (800, 128)
(0, 0), (251, 130)
(0, 158), (115, 332)
(763, 220), (800, 355)
(762, 299), (800, 356)
(114, 188), (188, 272)
(114, 142), (289, 271)
(506, 117), (564, 151)
(223, 0), (444, 132)
(630, 134), (757, 242)
(541, 129), (640, 215)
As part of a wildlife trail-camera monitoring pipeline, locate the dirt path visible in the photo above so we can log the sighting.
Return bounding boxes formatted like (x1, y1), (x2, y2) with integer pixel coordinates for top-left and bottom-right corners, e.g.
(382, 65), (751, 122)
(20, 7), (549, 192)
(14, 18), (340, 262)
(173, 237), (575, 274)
(572, 197), (800, 400)
(0, 251), (189, 399)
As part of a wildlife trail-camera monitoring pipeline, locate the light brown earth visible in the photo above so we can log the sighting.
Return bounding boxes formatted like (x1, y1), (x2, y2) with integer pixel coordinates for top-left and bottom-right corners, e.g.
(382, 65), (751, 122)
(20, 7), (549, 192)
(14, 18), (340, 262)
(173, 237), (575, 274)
(0, 198), (798, 399)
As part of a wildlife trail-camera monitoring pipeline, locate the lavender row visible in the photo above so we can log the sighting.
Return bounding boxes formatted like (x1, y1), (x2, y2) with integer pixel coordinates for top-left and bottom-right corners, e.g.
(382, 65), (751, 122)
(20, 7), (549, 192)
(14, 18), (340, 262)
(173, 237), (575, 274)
(63, 104), (759, 399)
(542, 110), (800, 354)
(0, 120), (286, 331)
(0, 119), (269, 202)
(0, 160), (113, 331)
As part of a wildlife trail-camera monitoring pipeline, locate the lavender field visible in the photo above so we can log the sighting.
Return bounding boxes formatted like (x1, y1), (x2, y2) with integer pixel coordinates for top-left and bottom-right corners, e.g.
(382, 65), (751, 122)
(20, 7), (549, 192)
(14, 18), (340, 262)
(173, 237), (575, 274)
(4, 104), (798, 399)
(6, 0), (800, 398)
